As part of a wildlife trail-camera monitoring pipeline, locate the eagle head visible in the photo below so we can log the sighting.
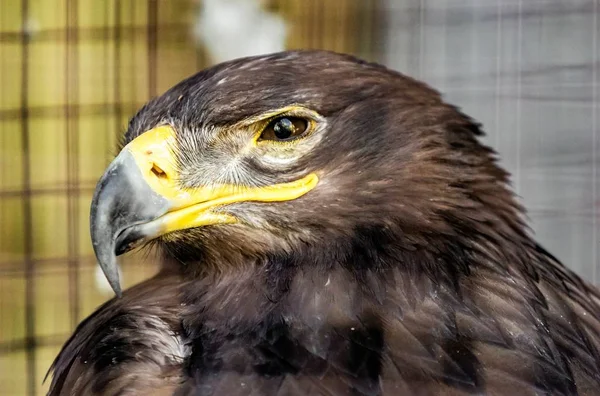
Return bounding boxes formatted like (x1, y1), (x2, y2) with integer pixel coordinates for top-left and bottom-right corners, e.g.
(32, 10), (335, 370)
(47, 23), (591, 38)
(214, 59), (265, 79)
(91, 50), (522, 296)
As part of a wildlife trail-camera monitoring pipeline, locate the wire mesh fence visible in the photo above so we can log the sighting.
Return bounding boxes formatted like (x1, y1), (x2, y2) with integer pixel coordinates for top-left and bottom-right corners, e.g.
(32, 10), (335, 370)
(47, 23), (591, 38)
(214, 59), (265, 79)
(380, 0), (599, 280)
(0, 0), (597, 395)
(0, 1), (380, 394)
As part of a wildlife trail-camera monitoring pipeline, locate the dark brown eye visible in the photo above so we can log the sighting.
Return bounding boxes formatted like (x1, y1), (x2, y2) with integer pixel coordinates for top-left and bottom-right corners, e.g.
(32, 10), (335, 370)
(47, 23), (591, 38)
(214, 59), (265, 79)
(259, 117), (309, 142)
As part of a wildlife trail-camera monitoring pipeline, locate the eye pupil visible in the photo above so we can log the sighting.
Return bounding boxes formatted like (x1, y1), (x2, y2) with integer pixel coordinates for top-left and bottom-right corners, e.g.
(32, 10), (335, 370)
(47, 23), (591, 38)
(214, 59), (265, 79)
(259, 116), (309, 142)
(273, 118), (295, 139)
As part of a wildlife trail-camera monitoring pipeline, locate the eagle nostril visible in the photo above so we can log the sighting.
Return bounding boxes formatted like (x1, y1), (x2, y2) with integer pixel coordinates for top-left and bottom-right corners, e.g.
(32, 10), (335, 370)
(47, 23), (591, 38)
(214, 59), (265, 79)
(151, 163), (168, 179)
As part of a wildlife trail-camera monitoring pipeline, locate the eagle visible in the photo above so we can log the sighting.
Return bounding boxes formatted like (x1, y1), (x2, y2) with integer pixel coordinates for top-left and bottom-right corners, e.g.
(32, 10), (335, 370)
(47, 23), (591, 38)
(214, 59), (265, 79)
(47, 50), (600, 395)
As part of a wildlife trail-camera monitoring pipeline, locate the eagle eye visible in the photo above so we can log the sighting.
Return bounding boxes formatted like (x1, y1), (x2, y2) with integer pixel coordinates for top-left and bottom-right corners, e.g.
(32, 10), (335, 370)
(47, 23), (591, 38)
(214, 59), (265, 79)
(259, 117), (308, 142)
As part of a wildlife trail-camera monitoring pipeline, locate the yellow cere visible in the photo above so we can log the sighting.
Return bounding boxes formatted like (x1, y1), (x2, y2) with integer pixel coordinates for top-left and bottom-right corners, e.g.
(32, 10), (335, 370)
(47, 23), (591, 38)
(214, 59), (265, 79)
(124, 125), (320, 233)
(125, 125), (187, 204)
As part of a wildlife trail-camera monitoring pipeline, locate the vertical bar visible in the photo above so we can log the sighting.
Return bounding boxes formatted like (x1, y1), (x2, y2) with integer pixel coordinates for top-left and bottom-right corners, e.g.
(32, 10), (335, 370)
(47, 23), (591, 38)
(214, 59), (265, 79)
(407, 0), (420, 75)
(148, 0), (158, 98)
(494, 0), (502, 150)
(515, 0), (522, 192)
(470, 0), (478, 115)
(196, 0), (210, 69)
(103, 0), (111, 155)
(370, 0), (385, 61)
(438, 1), (446, 92)
(359, 0), (373, 59)
(593, 1), (598, 284)
(65, 0), (80, 329)
(314, 0), (322, 49)
(343, 0), (354, 55)
(335, 0), (346, 54)
(130, 1), (135, 111)
(20, 0), (36, 394)
(418, 0), (425, 79)
(114, 0), (122, 143)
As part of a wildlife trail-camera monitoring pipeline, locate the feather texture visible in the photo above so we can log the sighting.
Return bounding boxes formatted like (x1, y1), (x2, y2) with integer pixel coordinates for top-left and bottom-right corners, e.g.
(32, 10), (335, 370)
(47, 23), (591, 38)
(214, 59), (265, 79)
(48, 50), (600, 395)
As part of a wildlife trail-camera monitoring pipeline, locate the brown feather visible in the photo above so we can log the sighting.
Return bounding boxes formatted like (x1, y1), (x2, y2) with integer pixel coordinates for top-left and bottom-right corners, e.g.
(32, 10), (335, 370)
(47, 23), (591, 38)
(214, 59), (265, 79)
(48, 50), (600, 395)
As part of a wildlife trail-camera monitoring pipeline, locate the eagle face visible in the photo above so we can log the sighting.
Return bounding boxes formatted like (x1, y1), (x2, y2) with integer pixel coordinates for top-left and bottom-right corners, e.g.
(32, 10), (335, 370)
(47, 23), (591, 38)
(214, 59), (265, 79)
(91, 50), (513, 295)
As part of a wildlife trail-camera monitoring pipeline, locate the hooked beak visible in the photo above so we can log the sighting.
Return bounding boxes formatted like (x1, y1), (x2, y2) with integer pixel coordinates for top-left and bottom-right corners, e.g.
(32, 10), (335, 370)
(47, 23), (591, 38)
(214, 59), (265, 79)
(90, 125), (318, 297)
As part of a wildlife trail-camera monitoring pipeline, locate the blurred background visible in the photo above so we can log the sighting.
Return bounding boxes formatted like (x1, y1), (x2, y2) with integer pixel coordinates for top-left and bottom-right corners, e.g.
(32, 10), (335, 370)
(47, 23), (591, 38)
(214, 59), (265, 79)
(0, 0), (598, 394)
